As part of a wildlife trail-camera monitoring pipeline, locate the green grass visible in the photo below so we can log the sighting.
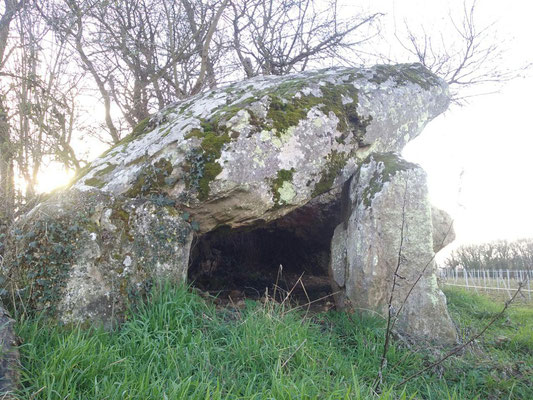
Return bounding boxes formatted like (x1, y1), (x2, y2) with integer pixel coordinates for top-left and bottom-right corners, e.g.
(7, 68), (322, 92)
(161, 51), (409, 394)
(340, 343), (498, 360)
(12, 285), (533, 399)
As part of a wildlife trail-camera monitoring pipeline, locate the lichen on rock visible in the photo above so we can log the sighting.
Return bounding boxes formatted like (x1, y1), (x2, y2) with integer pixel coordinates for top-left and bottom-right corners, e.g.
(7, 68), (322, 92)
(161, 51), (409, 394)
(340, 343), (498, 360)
(330, 153), (457, 343)
(3, 189), (193, 325)
(70, 63), (449, 233)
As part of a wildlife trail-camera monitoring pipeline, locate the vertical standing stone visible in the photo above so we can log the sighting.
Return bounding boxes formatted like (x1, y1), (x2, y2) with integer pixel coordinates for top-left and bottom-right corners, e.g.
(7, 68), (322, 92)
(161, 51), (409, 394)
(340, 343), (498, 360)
(0, 304), (19, 395)
(330, 153), (457, 343)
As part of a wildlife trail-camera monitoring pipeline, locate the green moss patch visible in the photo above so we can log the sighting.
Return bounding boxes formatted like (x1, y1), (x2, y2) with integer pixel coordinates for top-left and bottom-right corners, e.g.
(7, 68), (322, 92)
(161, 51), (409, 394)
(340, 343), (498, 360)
(94, 163), (117, 177)
(110, 206), (133, 242)
(266, 96), (308, 136)
(369, 64), (441, 90)
(84, 177), (106, 189)
(185, 120), (231, 201)
(266, 82), (370, 141)
(99, 116), (152, 160)
(8, 210), (94, 315)
(312, 151), (348, 197)
(361, 153), (418, 207)
(270, 168), (295, 208)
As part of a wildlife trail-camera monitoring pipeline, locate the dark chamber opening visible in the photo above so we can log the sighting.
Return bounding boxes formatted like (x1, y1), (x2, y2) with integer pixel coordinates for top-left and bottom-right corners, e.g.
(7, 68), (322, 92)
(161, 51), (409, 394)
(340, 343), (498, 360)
(188, 197), (341, 307)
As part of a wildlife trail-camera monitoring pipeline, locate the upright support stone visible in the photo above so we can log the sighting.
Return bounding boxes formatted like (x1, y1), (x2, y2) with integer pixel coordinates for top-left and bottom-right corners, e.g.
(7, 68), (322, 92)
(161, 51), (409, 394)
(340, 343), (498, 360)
(5, 190), (193, 326)
(431, 206), (455, 254)
(330, 153), (457, 343)
(0, 304), (19, 395)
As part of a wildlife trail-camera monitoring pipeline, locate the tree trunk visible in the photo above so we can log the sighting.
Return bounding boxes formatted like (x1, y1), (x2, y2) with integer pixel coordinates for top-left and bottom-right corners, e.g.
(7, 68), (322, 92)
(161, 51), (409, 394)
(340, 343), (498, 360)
(0, 102), (15, 245)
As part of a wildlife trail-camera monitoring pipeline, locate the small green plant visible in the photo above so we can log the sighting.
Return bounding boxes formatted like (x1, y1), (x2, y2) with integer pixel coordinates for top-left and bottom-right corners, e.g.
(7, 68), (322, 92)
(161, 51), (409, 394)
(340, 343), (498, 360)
(126, 158), (173, 198)
(9, 211), (93, 315)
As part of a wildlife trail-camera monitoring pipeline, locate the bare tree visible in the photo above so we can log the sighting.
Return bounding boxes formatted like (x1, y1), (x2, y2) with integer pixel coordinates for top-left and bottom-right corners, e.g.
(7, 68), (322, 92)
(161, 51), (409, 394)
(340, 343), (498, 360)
(229, 0), (381, 77)
(393, 0), (529, 103)
(10, 5), (84, 198)
(0, 0), (86, 232)
(0, 0), (524, 208)
(445, 238), (533, 272)
(0, 0), (24, 242)
(40, 0), (230, 142)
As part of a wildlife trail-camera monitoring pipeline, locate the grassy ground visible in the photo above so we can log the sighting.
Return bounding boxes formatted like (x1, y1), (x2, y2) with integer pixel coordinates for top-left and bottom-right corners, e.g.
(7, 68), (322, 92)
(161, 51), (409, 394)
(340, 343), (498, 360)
(12, 285), (533, 399)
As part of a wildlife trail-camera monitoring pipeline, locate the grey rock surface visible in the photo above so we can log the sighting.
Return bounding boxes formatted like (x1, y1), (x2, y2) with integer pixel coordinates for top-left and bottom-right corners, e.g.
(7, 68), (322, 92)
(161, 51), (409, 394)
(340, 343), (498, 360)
(4, 190), (192, 325)
(0, 304), (19, 395)
(330, 153), (457, 343)
(73, 63), (449, 233)
(432, 206), (456, 253)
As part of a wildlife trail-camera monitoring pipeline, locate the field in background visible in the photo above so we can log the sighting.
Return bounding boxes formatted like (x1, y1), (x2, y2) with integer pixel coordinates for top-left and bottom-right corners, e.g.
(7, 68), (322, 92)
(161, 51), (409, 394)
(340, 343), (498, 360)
(440, 269), (533, 304)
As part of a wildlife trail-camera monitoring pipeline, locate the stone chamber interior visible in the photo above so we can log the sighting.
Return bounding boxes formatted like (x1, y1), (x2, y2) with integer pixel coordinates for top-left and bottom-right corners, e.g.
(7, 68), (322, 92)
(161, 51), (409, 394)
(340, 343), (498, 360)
(188, 196), (342, 309)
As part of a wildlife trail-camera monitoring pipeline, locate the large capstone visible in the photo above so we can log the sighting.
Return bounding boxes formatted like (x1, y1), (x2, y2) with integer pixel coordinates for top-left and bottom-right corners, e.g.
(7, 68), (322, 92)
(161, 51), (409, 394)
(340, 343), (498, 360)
(330, 153), (457, 343)
(2, 64), (456, 339)
(72, 63), (449, 233)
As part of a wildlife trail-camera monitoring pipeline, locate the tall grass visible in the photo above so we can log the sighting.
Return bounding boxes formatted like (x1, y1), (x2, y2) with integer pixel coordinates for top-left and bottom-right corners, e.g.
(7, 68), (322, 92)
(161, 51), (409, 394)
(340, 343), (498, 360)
(12, 285), (533, 399)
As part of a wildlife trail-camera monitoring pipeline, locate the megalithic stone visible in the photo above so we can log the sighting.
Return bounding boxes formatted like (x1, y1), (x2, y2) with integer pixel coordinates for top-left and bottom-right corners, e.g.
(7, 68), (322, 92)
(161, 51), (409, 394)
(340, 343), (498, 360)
(3, 64), (455, 338)
(0, 304), (19, 395)
(330, 153), (457, 343)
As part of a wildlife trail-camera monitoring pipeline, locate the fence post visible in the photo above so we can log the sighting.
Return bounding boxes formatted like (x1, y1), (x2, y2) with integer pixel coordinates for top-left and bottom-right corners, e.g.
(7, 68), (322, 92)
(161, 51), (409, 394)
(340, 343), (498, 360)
(506, 269), (512, 299)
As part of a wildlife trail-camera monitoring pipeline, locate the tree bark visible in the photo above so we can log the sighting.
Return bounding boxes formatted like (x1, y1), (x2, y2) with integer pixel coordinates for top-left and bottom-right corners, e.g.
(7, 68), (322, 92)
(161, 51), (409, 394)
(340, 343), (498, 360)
(0, 0), (22, 241)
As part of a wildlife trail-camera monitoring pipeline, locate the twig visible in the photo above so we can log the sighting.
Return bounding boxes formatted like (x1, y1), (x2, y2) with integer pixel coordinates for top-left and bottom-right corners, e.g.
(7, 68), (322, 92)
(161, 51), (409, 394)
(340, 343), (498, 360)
(280, 271), (304, 307)
(105, 357), (127, 368)
(281, 339), (307, 368)
(273, 264), (283, 303)
(29, 386), (46, 399)
(373, 179), (408, 392)
(299, 277), (311, 321)
(285, 291), (341, 313)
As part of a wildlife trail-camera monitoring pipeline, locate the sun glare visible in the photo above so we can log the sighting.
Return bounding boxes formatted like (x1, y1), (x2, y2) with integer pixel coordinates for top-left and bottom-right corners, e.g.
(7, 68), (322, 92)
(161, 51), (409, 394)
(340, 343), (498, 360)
(36, 166), (75, 193)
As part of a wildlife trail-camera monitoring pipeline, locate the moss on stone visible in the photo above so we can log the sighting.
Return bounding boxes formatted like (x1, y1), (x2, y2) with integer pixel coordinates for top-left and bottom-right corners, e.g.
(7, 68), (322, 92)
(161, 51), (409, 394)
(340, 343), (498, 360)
(270, 168), (295, 208)
(110, 205), (133, 242)
(318, 84), (372, 143)
(265, 82), (369, 141)
(99, 116), (152, 159)
(369, 64), (440, 90)
(247, 110), (270, 132)
(361, 153), (418, 207)
(8, 208), (92, 315)
(126, 155), (148, 167)
(185, 119), (231, 201)
(131, 117), (151, 138)
(70, 117), (154, 188)
(84, 177), (106, 189)
(94, 163), (117, 177)
(267, 96), (308, 136)
(312, 151), (348, 197)
(125, 158), (173, 198)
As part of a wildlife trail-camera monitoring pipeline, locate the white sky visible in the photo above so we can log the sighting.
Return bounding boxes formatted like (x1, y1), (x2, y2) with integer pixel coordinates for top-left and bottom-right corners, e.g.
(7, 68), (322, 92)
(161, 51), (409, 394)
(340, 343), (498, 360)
(386, 0), (533, 249)
(38, 0), (533, 253)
